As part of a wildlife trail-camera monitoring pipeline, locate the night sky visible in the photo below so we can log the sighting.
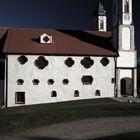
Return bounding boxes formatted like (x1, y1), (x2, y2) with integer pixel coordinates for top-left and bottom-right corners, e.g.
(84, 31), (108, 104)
(0, 0), (140, 59)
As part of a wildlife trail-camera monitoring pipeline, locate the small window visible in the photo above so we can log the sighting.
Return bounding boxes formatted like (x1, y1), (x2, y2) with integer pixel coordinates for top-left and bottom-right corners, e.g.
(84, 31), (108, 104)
(100, 57), (109, 66)
(81, 76), (93, 85)
(15, 92), (25, 104)
(81, 57), (94, 69)
(17, 56), (28, 65)
(17, 79), (24, 85)
(62, 79), (69, 85)
(74, 90), (79, 97)
(124, 0), (129, 13)
(48, 79), (54, 85)
(32, 79), (39, 85)
(34, 56), (48, 69)
(100, 20), (104, 30)
(65, 57), (74, 67)
(95, 90), (101, 96)
(40, 33), (52, 44)
(111, 78), (115, 84)
(51, 91), (57, 97)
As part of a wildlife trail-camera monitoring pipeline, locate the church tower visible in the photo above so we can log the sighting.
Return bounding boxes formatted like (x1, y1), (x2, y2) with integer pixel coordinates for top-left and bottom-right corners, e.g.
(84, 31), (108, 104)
(92, 2), (107, 31)
(113, 0), (137, 97)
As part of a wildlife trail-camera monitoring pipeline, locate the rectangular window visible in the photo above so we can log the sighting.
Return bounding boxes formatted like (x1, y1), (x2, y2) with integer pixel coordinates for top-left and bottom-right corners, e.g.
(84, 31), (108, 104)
(15, 92), (25, 104)
(111, 78), (115, 84)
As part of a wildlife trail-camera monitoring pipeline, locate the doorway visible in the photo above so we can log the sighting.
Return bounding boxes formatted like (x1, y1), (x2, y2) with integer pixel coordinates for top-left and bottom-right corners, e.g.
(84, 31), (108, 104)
(121, 78), (133, 96)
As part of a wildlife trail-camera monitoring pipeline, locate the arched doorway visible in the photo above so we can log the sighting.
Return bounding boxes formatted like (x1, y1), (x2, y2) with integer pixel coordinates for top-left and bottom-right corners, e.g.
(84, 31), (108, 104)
(121, 78), (133, 96)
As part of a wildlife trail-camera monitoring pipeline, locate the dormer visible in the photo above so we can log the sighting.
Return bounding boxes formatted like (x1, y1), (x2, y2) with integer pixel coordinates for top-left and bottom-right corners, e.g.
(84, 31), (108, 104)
(40, 33), (52, 44)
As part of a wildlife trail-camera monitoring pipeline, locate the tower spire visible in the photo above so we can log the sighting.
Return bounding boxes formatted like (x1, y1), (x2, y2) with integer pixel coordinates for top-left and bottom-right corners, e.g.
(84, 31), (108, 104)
(92, 1), (107, 31)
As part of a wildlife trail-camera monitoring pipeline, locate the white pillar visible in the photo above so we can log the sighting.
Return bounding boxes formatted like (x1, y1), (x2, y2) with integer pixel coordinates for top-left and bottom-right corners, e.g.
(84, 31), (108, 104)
(116, 69), (121, 97)
(133, 68), (137, 97)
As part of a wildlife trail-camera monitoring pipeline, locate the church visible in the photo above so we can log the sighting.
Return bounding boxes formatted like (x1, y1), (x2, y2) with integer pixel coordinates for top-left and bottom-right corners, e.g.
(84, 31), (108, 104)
(0, 0), (137, 107)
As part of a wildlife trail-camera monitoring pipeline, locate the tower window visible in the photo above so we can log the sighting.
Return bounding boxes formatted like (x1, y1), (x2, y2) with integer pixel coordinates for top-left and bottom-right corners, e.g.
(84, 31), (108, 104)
(81, 76), (93, 85)
(74, 90), (79, 97)
(17, 56), (28, 65)
(51, 91), (57, 97)
(81, 57), (94, 69)
(15, 92), (25, 104)
(124, 0), (129, 13)
(34, 56), (49, 69)
(100, 20), (104, 30)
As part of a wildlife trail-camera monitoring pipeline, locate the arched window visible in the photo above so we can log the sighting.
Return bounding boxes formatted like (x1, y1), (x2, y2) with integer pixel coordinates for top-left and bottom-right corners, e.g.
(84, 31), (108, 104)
(95, 90), (101, 96)
(74, 90), (79, 97)
(51, 91), (57, 97)
(124, 0), (129, 13)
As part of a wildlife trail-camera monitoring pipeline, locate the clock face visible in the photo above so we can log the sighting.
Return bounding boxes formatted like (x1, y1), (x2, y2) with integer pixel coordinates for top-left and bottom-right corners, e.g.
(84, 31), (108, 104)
(124, 14), (130, 20)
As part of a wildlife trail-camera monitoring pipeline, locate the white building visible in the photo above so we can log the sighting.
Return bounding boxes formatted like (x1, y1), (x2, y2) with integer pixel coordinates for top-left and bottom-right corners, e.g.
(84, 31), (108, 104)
(0, 0), (137, 107)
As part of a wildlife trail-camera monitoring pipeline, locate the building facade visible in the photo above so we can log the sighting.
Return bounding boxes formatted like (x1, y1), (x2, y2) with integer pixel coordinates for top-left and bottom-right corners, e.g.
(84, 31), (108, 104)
(0, 0), (137, 107)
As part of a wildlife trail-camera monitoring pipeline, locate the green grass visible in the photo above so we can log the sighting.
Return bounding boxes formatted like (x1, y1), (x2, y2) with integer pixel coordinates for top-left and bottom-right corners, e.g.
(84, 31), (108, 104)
(0, 98), (140, 135)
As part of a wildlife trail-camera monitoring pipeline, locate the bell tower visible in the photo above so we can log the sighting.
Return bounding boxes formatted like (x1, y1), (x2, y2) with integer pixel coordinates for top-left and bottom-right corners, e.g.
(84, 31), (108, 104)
(92, 2), (107, 31)
(113, 0), (137, 97)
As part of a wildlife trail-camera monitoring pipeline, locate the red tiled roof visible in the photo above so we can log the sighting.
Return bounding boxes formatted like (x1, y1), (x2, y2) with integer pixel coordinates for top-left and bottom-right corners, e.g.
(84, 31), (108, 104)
(2, 28), (118, 56)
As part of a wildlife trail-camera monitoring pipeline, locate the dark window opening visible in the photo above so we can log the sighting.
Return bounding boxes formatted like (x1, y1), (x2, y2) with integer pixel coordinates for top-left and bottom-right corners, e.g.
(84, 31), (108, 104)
(100, 57), (109, 66)
(124, 0), (129, 13)
(32, 79), (40, 85)
(0, 62), (4, 79)
(48, 79), (54, 85)
(15, 92), (25, 104)
(34, 56), (48, 69)
(17, 79), (24, 85)
(74, 90), (79, 97)
(17, 56), (28, 65)
(100, 20), (104, 30)
(81, 57), (94, 69)
(51, 91), (57, 97)
(62, 79), (69, 85)
(43, 36), (49, 42)
(95, 90), (101, 96)
(81, 76), (93, 85)
(65, 57), (74, 67)
(111, 78), (115, 84)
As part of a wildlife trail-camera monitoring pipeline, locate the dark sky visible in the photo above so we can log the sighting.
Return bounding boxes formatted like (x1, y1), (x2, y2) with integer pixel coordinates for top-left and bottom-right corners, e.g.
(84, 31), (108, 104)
(0, 0), (140, 58)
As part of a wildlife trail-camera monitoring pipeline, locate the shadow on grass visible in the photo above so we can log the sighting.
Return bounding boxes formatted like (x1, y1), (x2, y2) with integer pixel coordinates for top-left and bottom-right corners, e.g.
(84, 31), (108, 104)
(89, 132), (140, 140)
(25, 136), (62, 140)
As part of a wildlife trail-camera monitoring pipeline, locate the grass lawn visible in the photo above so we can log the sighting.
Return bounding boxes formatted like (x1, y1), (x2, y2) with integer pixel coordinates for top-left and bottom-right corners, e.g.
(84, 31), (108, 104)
(0, 98), (140, 135)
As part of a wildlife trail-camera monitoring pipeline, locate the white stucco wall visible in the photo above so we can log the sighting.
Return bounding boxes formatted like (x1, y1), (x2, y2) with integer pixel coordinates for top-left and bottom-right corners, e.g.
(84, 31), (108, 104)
(120, 69), (132, 79)
(117, 51), (137, 67)
(6, 55), (115, 107)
